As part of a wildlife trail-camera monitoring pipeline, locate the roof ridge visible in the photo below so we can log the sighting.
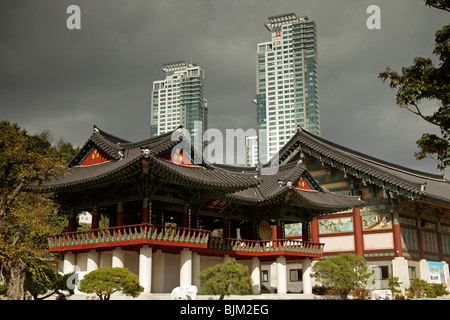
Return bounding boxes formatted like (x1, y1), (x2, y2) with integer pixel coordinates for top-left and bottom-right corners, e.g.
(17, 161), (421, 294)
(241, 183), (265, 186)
(94, 125), (130, 144)
(299, 129), (446, 182)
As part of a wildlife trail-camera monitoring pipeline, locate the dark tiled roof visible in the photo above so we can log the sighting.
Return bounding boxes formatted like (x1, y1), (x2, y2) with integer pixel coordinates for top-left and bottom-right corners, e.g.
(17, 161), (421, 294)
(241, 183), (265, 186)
(40, 126), (258, 192)
(274, 128), (450, 205)
(39, 126), (363, 213)
(218, 161), (363, 212)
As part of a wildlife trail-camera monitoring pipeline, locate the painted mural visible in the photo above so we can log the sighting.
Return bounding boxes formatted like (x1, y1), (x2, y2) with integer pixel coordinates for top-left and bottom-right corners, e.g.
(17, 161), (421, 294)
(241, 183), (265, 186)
(285, 222), (303, 237)
(362, 214), (392, 231)
(319, 217), (353, 234)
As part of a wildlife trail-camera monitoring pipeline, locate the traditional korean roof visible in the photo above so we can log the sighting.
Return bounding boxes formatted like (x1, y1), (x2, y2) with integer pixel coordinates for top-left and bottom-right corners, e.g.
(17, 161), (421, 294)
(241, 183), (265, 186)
(276, 127), (450, 206)
(216, 161), (364, 213)
(38, 126), (259, 192)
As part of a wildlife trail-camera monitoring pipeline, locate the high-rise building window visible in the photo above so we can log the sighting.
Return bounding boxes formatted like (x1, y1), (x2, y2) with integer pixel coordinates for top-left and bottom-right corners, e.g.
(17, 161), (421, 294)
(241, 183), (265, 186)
(150, 61), (208, 152)
(255, 13), (320, 164)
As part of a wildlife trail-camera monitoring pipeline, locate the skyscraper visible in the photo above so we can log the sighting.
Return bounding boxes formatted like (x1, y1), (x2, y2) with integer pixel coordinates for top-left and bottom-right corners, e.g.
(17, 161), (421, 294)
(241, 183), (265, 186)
(245, 135), (258, 167)
(151, 61), (208, 150)
(256, 13), (320, 164)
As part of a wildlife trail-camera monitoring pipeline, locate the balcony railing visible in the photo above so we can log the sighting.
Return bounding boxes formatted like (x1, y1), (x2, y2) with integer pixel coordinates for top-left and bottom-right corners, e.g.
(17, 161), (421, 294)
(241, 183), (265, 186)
(48, 223), (324, 258)
(207, 237), (324, 257)
(48, 224), (210, 251)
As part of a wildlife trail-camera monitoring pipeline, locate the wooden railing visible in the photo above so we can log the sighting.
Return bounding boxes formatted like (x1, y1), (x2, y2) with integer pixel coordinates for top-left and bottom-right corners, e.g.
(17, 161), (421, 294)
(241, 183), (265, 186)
(48, 223), (324, 257)
(48, 223), (210, 250)
(208, 237), (324, 256)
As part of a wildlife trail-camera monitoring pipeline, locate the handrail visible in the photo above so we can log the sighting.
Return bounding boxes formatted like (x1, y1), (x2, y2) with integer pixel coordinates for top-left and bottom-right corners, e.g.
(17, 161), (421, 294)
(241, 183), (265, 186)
(208, 237), (324, 254)
(48, 223), (211, 248)
(48, 223), (324, 255)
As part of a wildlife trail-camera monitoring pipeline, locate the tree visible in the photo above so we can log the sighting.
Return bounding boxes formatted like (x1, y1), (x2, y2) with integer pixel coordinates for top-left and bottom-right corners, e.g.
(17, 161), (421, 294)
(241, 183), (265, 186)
(197, 258), (252, 300)
(310, 253), (373, 300)
(0, 121), (70, 299)
(78, 267), (144, 300)
(386, 276), (404, 299)
(424, 0), (450, 12)
(24, 261), (74, 300)
(379, 4), (449, 170)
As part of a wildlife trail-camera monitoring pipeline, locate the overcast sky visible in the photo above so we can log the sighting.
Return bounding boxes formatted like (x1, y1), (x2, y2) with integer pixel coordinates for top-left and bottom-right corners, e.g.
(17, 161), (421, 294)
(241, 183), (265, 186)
(1, 0), (448, 176)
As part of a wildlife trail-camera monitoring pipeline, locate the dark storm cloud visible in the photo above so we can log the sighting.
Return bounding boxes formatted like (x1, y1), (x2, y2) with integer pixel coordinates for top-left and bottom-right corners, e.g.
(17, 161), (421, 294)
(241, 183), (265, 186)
(0, 0), (448, 176)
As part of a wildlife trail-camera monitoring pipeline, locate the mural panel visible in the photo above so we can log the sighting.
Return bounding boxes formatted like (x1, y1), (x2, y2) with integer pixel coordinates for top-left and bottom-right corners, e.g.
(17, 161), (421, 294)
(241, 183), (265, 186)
(362, 214), (392, 231)
(319, 217), (353, 234)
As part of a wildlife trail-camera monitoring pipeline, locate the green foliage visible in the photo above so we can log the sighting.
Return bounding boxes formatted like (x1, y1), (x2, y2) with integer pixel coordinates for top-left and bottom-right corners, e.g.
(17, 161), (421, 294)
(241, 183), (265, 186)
(0, 121), (77, 299)
(407, 279), (430, 299)
(311, 253), (372, 300)
(427, 283), (448, 298)
(379, 19), (449, 170)
(78, 267), (144, 300)
(386, 276), (404, 299)
(407, 278), (448, 299)
(197, 258), (252, 300)
(24, 261), (74, 300)
(0, 283), (6, 296)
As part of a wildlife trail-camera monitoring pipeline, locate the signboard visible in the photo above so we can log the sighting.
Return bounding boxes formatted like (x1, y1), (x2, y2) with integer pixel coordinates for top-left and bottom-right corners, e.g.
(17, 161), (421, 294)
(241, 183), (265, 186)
(428, 261), (447, 286)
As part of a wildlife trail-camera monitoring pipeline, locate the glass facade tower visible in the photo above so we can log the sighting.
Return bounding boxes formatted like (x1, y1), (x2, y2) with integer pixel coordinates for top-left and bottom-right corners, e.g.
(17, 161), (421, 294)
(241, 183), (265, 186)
(256, 13), (320, 164)
(151, 61), (208, 150)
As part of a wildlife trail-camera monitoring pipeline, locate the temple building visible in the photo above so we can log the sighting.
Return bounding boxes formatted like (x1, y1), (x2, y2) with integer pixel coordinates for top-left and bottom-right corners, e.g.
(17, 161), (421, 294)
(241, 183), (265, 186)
(263, 127), (450, 293)
(41, 125), (362, 296)
(41, 125), (450, 296)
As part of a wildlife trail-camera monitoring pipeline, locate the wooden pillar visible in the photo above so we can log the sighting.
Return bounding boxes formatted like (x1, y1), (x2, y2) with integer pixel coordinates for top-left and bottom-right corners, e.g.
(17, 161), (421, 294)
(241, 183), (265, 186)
(182, 205), (189, 229)
(302, 221), (309, 242)
(116, 200), (124, 227)
(417, 217), (425, 259)
(91, 205), (99, 230)
(142, 198), (149, 224)
(223, 218), (229, 239)
(251, 220), (257, 240)
(392, 212), (403, 257)
(68, 209), (77, 232)
(276, 220), (283, 239)
(311, 218), (319, 243)
(353, 207), (364, 257)
(437, 222), (444, 262)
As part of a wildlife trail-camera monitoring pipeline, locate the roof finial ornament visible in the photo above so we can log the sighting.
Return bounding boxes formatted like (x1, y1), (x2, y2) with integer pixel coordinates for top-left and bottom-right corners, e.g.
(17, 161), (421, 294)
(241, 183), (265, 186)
(93, 125), (99, 133)
(141, 148), (150, 158)
(297, 125), (302, 132)
(420, 183), (427, 192)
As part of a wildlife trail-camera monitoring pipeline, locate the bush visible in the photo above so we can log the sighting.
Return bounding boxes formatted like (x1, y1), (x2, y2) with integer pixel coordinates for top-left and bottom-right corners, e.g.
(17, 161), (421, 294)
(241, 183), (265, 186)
(198, 258), (252, 300)
(311, 254), (372, 300)
(425, 283), (448, 298)
(79, 268), (143, 300)
(386, 276), (404, 300)
(407, 279), (429, 299)
(353, 287), (371, 300)
(407, 279), (448, 299)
